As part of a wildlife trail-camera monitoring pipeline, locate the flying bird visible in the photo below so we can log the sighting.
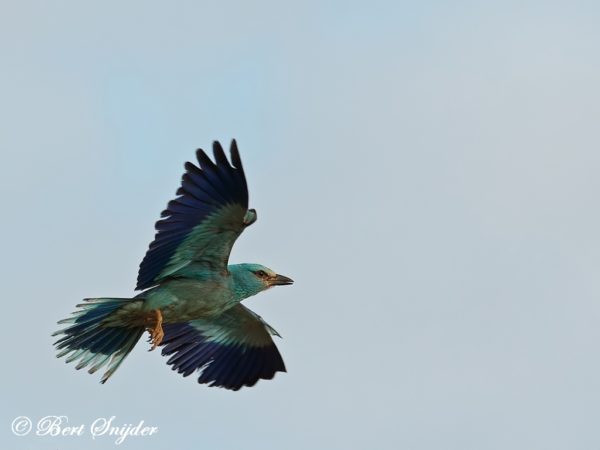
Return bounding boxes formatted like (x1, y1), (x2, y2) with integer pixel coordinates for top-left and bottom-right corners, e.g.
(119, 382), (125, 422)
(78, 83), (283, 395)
(54, 140), (293, 390)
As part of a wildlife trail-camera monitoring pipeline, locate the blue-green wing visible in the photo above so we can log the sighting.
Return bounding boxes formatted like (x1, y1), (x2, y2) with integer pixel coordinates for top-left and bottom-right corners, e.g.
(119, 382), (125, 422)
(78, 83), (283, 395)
(136, 140), (256, 290)
(160, 304), (285, 390)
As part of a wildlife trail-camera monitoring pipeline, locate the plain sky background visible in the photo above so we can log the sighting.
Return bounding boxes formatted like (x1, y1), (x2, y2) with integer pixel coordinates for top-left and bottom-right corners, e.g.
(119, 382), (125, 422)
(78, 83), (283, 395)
(2, 1), (600, 449)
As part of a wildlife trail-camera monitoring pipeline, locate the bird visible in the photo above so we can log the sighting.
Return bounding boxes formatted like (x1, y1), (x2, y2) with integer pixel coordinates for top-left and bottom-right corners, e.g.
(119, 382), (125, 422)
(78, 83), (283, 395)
(53, 140), (293, 390)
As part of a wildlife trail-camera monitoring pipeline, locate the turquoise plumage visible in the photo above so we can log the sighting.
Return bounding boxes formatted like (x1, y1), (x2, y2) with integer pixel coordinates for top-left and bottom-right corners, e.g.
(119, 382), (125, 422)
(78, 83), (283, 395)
(54, 141), (293, 390)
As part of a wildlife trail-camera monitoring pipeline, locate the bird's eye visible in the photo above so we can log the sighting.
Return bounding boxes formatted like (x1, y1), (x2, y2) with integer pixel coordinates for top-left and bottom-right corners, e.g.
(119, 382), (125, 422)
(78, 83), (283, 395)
(256, 270), (267, 278)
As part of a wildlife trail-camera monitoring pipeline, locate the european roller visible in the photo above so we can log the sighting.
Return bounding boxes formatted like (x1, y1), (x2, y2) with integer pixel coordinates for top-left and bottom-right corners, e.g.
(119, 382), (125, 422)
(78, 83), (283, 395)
(54, 140), (293, 390)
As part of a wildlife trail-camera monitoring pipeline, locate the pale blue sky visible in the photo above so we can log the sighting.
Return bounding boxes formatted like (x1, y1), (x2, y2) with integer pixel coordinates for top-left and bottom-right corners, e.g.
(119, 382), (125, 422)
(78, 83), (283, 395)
(2, 1), (600, 449)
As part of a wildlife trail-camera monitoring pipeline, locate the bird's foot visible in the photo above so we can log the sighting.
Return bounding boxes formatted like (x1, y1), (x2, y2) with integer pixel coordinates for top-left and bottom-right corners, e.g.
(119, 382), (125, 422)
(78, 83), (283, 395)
(145, 309), (164, 351)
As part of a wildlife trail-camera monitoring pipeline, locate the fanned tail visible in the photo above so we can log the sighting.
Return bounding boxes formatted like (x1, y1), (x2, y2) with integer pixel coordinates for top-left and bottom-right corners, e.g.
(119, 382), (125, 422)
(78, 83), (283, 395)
(53, 298), (144, 383)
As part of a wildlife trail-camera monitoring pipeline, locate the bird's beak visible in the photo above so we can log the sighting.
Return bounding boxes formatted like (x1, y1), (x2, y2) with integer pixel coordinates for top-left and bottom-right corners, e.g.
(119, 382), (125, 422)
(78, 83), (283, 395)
(270, 274), (294, 286)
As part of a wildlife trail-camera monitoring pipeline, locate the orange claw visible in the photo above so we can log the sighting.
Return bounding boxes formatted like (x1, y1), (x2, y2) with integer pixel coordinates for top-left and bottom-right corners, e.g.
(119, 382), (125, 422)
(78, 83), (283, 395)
(146, 309), (164, 351)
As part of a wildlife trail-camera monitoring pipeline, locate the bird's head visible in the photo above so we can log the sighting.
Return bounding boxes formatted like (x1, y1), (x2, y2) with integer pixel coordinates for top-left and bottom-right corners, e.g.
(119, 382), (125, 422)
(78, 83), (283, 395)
(229, 263), (294, 299)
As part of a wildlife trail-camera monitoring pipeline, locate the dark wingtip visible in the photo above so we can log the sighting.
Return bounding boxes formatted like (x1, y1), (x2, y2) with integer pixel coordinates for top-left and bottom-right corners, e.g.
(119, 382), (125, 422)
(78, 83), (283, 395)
(184, 161), (200, 172)
(195, 148), (215, 169)
(212, 141), (229, 166)
(230, 139), (242, 169)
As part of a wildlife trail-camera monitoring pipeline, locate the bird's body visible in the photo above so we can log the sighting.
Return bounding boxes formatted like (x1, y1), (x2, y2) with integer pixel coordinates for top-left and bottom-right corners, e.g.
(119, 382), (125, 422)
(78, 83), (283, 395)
(107, 263), (284, 326)
(143, 274), (236, 322)
(54, 141), (293, 390)
(105, 278), (232, 328)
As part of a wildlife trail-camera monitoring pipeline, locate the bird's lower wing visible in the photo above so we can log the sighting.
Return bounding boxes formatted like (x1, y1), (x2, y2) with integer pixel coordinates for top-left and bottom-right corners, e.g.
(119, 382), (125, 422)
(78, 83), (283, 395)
(159, 304), (285, 390)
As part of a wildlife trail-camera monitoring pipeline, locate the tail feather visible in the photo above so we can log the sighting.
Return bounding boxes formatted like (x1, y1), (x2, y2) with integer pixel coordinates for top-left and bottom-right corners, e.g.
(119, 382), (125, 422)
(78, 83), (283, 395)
(100, 330), (143, 383)
(54, 298), (144, 383)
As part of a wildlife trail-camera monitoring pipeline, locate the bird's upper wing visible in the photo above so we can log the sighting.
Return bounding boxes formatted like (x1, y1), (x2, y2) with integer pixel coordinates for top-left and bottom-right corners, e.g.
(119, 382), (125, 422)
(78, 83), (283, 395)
(160, 303), (285, 390)
(136, 140), (256, 290)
